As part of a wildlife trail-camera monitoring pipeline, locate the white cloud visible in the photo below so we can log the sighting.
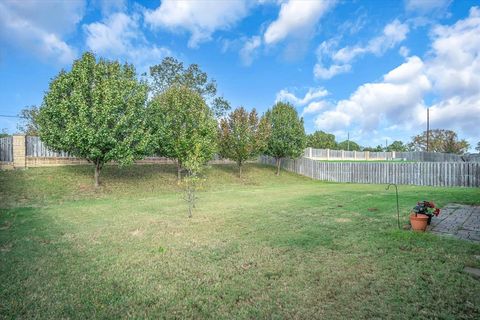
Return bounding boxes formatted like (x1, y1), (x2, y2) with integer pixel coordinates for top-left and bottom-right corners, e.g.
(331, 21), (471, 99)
(96, 0), (127, 16)
(144, 0), (249, 48)
(276, 87), (330, 116)
(315, 7), (480, 142)
(302, 100), (330, 116)
(314, 63), (351, 79)
(276, 87), (329, 105)
(84, 12), (170, 72)
(425, 6), (480, 136)
(264, 0), (336, 45)
(399, 46), (410, 57)
(239, 36), (262, 66)
(315, 56), (431, 131)
(405, 0), (451, 13)
(314, 19), (409, 79)
(426, 7), (480, 99)
(0, 0), (85, 64)
(332, 20), (409, 63)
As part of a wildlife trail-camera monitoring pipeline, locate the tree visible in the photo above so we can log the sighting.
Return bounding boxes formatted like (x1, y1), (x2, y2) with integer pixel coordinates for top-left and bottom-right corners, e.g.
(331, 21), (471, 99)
(147, 85), (217, 180)
(0, 128), (9, 138)
(409, 129), (469, 154)
(149, 57), (230, 117)
(37, 52), (150, 188)
(218, 107), (269, 177)
(386, 140), (408, 152)
(264, 102), (306, 175)
(476, 142), (480, 152)
(362, 145), (384, 152)
(17, 105), (40, 135)
(306, 131), (337, 149)
(337, 140), (361, 151)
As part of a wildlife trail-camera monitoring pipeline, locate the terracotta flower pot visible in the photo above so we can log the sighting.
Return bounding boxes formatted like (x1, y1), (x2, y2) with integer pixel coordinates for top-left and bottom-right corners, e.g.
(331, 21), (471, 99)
(410, 213), (429, 232)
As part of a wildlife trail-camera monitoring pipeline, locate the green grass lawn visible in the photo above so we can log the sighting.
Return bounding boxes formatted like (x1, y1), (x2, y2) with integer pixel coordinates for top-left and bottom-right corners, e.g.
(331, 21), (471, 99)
(1, 164), (479, 319)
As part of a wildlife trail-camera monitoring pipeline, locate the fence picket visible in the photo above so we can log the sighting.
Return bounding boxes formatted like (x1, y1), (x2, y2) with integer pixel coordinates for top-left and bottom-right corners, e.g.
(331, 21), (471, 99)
(261, 155), (479, 188)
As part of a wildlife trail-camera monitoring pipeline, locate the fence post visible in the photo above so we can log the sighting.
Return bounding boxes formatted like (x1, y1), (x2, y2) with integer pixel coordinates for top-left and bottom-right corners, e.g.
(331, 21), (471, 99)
(13, 134), (26, 169)
(354, 151), (357, 160)
(342, 150), (345, 160)
(365, 151), (370, 160)
(327, 149), (330, 160)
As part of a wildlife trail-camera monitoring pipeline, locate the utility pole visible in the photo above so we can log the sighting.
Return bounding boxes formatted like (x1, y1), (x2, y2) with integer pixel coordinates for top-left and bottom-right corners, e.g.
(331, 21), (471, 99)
(426, 108), (430, 152)
(385, 139), (388, 151)
(347, 132), (350, 151)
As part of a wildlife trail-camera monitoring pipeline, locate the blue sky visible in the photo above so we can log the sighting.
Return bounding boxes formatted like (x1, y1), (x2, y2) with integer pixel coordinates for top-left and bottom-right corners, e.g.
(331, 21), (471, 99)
(0, 0), (479, 149)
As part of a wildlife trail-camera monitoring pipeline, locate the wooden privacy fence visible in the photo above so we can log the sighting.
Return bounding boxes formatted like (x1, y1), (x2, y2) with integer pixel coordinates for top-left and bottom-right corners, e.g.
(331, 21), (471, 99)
(26, 136), (72, 158)
(260, 156), (480, 187)
(0, 137), (13, 162)
(394, 151), (466, 162)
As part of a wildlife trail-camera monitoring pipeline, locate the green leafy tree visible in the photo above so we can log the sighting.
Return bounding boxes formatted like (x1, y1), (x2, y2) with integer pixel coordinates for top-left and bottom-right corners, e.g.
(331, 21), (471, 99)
(147, 85), (217, 180)
(306, 130), (337, 149)
(409, 129), (469, 154)
(218, 107), (269, 177)
(149, 57), (230, 117)
(182, 144), (208, 218)
(37, 52), (150, 188)
(0, 128), (9, 138)
(17, 105), (40, 136)
(386, 140), (408, 152)
(264, 102), (306, 175)
(337, 140), (361, 151)
(363, 145), (384, 152)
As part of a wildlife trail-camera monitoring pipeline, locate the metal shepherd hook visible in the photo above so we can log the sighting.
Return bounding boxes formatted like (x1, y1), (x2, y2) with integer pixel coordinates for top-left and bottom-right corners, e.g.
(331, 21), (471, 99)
(386, 183), (400, 229)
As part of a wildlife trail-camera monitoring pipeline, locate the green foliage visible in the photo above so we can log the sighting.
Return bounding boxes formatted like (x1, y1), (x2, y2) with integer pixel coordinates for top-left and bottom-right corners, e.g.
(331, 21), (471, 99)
(337, 140), (361, 151)
(147, 85), (217, 182)
(264, 102), (306, 175)
(306, 130), (337, 149)
(17, 105), (40, 136)
(409, 129), (469, 154)
(0, 128), (9, 138)
(362, 145), (384, 152)
(386, 140), (408, 152)
(149, 57), (230, 117)
(475, 141), (480, 152)
(37, 52), (150, 187)
(218, 107), (269, 177)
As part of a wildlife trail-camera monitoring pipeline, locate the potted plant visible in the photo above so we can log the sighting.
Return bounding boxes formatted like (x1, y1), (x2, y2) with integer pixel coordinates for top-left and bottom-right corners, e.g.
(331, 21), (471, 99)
(410, 201), (441, 232)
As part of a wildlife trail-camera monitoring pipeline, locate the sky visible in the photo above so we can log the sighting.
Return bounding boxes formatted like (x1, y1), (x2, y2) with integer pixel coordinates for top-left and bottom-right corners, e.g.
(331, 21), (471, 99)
(0, 0), (479, 150)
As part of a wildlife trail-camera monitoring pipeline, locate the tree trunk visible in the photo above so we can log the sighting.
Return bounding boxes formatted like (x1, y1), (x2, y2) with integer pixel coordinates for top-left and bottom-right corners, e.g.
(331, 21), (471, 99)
(238, 161), (242, 178)
(275, 158), (281, 176)
(94, 161), (102, 188)
(177, 160), (182, 181)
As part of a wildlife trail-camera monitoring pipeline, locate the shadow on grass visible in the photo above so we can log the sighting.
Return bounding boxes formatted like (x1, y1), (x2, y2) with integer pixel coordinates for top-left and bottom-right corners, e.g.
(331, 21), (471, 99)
(61, 163), (178, 182)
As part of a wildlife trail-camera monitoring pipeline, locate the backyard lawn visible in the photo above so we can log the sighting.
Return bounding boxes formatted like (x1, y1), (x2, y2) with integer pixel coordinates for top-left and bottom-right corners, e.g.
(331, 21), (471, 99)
(1, 164), (479, 319)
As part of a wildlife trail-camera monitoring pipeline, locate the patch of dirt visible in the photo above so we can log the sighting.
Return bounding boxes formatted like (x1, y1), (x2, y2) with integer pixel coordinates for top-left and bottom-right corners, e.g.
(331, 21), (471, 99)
(240, 261), (257, 270)
(367, 208), (379, 212)
(335, 218), (352, 223)
(130, 229), (143, 237)
(0, 221), (12, 230)
(0, 243), (12, 252)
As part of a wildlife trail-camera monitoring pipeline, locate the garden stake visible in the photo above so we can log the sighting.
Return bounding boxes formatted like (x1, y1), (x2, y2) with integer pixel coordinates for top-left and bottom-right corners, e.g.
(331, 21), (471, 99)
(385, 183), (400, 229)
